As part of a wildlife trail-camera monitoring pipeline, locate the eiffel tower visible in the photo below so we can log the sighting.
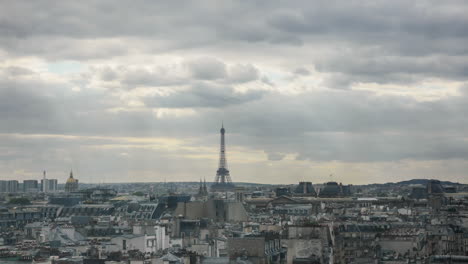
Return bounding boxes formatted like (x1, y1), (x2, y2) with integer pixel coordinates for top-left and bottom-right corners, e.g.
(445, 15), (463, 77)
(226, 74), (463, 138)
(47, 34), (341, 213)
(211, 123), (235, 192)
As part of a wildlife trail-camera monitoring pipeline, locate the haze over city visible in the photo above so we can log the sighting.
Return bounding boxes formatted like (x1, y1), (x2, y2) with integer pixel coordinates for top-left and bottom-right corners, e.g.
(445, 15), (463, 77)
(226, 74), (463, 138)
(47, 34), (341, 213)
(1, 1), (468, 185)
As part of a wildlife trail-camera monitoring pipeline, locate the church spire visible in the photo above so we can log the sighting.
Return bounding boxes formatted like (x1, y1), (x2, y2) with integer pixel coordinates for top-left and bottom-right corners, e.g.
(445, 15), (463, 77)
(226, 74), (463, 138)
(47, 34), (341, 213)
(203, 177), (208, 194)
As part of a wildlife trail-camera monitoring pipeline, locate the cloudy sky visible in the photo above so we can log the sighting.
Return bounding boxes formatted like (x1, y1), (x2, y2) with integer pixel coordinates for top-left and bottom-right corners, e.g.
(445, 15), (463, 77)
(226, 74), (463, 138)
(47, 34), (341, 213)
(1, 0), (468, 184)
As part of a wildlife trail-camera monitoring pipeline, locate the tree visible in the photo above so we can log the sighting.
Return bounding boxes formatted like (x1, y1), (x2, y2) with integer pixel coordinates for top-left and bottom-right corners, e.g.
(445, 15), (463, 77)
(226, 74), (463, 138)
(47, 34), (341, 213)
(8, 197), (31, 205)
(107, 251), (122, 261)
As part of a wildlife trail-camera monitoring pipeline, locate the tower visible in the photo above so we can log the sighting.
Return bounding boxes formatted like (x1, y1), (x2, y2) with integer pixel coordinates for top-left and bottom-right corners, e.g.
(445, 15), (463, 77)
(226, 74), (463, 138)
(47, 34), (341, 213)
(197, 178), (208, 197)
(42, 170), (47, 193)
(211, 124), (235, 191)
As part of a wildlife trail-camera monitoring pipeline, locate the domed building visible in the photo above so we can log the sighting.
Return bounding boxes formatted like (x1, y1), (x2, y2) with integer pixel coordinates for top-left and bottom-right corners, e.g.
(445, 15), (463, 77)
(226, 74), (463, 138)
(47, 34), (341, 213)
(65, 170), (79, 192)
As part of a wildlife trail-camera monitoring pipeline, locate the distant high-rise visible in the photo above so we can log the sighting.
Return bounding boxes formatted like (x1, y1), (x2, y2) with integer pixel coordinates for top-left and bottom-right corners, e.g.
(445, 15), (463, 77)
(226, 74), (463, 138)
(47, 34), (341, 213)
(8, 180), (19, 193)
(294, 181), (317, 196)
(211, 124), (235, 192)
(43, 179), (58, 193)
(23, 180), (39, 192)
(0, 181), (5, 193)
(41, 171), (58, 193)
(65, 170), (79, 192)
(0, 180), (19, 193)
(427, 179), (444, 194)
(318, 182), (352, 197)
(42, 170), (48, 192)
(8, 180), (19, 192)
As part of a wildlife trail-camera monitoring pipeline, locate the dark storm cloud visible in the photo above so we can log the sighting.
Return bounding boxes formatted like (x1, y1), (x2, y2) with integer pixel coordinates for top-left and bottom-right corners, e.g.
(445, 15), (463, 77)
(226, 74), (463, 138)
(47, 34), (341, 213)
(0, 68), (120, 135)
(293, 67), (310, 76)
(1, 2), (466, 51)
(119, 67), (185, 88)
(267, 152), (286, 161)
(226, 64), (259, 84)
(0, 81), (53, 120)
(2, 66), (35, 76)
(317, 54), (468, 85)
(98, 66), (118, 82)
(144, 82), (266, 108)
(0, 86), (108, 135)
(292, 133), (468, 162)
(187, 58), (227, 80)
(94, 60), (260, 89)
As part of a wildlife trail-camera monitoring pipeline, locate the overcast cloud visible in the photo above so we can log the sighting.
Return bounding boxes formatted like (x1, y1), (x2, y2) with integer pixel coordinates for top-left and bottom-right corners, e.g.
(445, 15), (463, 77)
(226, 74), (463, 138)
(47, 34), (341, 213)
(0, 0), (467, 184)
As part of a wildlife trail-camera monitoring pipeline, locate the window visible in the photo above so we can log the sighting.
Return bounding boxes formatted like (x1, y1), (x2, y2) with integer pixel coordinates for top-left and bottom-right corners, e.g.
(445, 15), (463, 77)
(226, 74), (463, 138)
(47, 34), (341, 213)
(147, 239), (154, 247)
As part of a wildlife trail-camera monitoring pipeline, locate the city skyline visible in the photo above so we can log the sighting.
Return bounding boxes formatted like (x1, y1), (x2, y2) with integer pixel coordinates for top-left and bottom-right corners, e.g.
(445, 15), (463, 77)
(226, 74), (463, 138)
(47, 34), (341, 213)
(1, 1), (468, 184)
(1, 122), (467, 185)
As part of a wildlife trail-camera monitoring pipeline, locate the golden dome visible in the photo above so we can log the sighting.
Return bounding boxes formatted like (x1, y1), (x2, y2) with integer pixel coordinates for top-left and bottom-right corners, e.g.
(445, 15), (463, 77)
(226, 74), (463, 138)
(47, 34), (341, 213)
(66, 171), (78, 183)
(66, 177), (77, 184)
